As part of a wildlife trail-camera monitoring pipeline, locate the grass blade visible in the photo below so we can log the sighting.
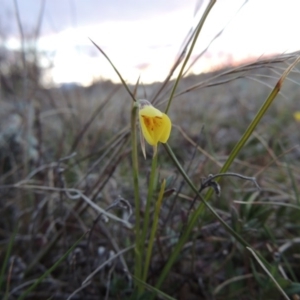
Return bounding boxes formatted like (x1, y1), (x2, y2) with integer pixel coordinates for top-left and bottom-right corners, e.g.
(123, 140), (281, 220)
(153, 143), (250, 293)
(89, 38), (136, 102)
(155, 52), (300, 290)
(140, 153), (158, 286)
(0, 225), (18, 292)
(131, 103), (142, 289)
(142, 179), (166, 283)
(209, 56), (300, 189)
(165, 0), (217, 114)
(247, 247), (290, 300)
(132, 274), (177, 300)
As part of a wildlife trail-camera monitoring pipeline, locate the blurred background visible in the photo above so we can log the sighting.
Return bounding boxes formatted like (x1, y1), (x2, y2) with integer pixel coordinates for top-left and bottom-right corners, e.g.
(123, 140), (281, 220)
(1, 1), (300, 299)
(1, 0), (300, 87)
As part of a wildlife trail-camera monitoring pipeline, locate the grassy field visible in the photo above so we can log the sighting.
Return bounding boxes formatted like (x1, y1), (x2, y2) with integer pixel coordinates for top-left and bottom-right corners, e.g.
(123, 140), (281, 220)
(1, 6), (300, 299)
(1, 51), (300, 299)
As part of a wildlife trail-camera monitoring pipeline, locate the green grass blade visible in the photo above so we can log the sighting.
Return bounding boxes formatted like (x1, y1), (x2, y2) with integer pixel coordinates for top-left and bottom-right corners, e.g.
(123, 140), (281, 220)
(154, 57), (300, 294)
(0, 225), (18, 292)
(140, 153), (158, 287)
(132, 274), (177, 300)
(247, 247), (290, 300)
(153, 143), (249, 292)
(131, 103), (142, 289)
(206, 56), (300, 197)
(142, 179), (166, 283)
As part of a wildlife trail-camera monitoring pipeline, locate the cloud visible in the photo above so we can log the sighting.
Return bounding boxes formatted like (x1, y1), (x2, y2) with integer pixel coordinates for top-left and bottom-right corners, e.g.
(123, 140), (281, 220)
(2, 0), (196, 36)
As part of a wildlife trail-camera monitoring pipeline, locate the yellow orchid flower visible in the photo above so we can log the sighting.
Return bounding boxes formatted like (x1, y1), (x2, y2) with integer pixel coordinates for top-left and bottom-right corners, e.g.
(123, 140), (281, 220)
(294, 111), (300, 122)
(138, 100), (172, 156)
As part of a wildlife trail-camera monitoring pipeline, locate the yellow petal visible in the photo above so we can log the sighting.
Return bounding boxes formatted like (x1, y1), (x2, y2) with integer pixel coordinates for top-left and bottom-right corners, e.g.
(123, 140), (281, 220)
(138, 102), (172, 146)
(139, 105), (163, 118)
(139, 113), (155, 146)
(158, 113), (171, 143)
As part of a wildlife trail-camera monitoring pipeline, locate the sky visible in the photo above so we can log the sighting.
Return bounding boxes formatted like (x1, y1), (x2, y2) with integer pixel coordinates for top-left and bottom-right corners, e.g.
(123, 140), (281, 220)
(1, 0), (300, 86)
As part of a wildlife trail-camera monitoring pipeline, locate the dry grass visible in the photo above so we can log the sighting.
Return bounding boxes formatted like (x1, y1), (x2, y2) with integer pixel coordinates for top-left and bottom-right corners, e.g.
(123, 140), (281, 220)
(1, 50), (300, 299)
(1, 2), (300, 297)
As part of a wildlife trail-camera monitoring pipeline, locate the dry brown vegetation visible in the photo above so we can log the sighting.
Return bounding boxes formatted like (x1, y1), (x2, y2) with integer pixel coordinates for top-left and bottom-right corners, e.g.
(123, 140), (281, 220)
(1, 46), (300, 300)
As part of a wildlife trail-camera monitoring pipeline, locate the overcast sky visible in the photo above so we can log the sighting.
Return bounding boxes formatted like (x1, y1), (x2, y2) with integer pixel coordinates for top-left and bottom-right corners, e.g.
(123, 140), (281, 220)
(1, 0), (196, 35)
(1, 0), (300, 86)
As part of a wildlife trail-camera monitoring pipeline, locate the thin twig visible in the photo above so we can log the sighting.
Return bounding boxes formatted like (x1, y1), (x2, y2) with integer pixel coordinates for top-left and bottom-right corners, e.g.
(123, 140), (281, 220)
(187, 172), (260, 217)
(200, 172), (260, 191)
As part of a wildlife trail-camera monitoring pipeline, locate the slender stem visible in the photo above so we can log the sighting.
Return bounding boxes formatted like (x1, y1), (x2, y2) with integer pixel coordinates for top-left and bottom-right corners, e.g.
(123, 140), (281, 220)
(131, 104), (142, 287)
(139, 152), (158, 293)
(143, 179), (166, 283)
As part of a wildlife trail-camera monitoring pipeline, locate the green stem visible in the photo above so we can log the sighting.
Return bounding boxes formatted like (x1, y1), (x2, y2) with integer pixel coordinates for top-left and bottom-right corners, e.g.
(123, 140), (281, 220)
(143, 179), (165, 283)
(131, 104), (142, 288)
(140, 152), (158, 293)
